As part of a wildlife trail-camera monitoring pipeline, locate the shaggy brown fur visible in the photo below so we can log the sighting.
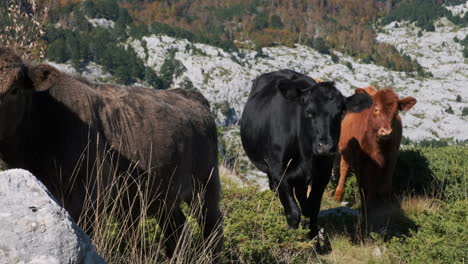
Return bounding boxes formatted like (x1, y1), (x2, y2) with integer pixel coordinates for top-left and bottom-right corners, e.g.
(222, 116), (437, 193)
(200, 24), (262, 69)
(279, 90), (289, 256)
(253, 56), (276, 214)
(0, 47), (223, 257)
(334, 86), (416, 212)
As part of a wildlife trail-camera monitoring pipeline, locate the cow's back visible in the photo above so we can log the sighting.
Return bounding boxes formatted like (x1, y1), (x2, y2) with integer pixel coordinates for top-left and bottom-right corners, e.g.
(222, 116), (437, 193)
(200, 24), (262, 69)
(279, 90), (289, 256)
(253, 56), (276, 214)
(241, 71), (303, 173)
(29, 80), (218, 214)
(97, 86), (217, 182)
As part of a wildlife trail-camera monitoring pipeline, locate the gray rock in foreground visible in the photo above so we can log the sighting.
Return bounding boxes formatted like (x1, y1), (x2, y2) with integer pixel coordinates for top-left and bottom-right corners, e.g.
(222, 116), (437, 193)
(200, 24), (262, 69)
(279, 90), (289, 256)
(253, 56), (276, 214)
(0, 169), (106, 264)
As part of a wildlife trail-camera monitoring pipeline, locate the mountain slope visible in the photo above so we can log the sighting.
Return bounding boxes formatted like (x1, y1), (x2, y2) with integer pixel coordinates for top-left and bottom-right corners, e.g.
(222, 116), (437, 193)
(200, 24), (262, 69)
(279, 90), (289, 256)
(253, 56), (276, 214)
(45, 4), (468, 143)
(122, 18), (467, 142)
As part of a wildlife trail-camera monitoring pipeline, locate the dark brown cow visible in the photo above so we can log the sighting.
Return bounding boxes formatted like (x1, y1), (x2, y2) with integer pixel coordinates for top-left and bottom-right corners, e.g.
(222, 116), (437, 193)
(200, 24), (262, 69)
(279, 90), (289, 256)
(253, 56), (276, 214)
(334, 86), (416, 211)
(0, 47), (222, 257)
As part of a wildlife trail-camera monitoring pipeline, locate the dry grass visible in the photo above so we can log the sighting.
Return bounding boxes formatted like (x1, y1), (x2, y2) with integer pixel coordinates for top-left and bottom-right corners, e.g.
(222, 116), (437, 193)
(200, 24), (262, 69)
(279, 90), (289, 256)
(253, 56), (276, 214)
(219, 165), (245, 188)
(51, 145), (223, 264)
(81, 171), (222, 263)
(319, 235), (393, 264)
(398, 195), (441, 215)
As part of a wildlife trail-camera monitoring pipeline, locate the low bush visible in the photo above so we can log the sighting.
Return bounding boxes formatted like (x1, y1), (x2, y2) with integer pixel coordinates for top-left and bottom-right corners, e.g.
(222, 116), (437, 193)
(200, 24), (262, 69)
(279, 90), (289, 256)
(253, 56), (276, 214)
(396, 146), (468, 201)
(389, 200), (468, 263)
(222, 185), (316, 263)
(462, 107), (468, 116)
(329, 146), (468, 203)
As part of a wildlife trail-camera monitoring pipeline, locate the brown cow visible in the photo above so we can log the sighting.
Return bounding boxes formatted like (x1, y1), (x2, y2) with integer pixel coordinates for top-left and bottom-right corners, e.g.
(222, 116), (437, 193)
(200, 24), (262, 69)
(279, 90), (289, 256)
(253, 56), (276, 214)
(0, 47), (223, 257)
(334, 86), (416, 211)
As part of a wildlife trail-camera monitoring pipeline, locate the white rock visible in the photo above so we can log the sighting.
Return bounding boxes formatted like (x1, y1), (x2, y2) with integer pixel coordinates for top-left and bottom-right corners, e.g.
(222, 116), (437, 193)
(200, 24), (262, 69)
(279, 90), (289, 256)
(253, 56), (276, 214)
(0, 169), (106, 264)
(445, 2), (468, 17)
(88, 18), (115, 29)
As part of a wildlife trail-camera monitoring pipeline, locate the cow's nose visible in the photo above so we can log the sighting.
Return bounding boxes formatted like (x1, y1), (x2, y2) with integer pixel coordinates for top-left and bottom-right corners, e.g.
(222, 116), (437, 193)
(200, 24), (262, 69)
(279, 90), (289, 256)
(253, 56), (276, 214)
(316, 142), (333, 154)
(378, 128), (392, 136)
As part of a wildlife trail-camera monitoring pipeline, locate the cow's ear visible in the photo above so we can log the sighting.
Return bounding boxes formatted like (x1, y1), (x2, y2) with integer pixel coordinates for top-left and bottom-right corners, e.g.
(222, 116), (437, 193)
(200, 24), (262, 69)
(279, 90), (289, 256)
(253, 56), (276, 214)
(313, 77), (323, 83)
(345, 93), (373, 113)
(355, 86), (376, 96)
(28, 64), (59, 92)
(398, 96), (417, 111)
(364, 86), (377, 96)
(354, 88), (367, 94)
(278, 79), (313, 102)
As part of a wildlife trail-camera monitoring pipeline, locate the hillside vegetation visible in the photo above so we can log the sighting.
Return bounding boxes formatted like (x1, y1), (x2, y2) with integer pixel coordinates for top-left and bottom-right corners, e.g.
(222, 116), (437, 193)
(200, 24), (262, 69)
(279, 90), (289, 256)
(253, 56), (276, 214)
(4, 0), (465, 87)
(83, 146), (467, 263)
(43, 0), (466, 74)
(2, 0), (438, 76)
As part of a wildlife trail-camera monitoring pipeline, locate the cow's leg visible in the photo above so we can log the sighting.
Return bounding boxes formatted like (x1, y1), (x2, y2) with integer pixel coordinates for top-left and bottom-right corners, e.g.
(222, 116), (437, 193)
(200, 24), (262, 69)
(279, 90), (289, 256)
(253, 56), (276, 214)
(334, 156), (350, 202)
(196, 168), (223, 258)
(158, 206), (186, 257)
(267, 173), (278, 190)
(274, 162), (308, 228)
(307, 157), (333, 253)
(295, 184), (312, 218)
(366, 163), (381, 211)
(277, 180), (301, 229)
(307, 175), (330, 238)
(382, 152), (398, 201)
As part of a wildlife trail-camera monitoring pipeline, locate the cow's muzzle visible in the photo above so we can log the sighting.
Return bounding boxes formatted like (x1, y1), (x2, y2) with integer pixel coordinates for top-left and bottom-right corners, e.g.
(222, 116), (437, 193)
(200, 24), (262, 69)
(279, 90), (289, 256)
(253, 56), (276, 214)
(315, 142), (334, 155)
(377, 128), (392, 140)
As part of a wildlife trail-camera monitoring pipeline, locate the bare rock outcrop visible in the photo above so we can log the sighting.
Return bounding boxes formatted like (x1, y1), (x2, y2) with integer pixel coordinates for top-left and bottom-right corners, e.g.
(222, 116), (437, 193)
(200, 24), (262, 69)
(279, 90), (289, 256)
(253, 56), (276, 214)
(0, 169), (106, 264)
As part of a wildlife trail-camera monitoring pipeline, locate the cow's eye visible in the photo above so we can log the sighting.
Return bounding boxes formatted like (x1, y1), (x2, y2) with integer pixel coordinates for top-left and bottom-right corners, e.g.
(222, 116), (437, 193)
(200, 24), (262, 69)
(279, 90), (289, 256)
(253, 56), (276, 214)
(374, 108), (379, 114)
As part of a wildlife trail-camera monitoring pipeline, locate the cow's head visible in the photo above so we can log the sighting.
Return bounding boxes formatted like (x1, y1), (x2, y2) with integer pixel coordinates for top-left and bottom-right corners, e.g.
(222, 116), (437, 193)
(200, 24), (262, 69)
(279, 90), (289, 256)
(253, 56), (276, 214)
(356, 87), (416, 141)
(279, 78), (372, 155)
(0, 47), (59, 140)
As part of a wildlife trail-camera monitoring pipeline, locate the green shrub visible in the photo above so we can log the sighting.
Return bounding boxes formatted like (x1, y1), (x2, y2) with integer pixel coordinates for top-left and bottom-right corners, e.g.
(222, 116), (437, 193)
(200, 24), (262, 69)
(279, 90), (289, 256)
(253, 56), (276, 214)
(331, 52), (340, 63)
(305, 37), (330, 55)
(389, 200), (468, 264)
(445, 105), (454, 114)
(462, 107), (468, 116)
(398, 147), (466, 201)
(330, 146), (468, 203)
(159, 48), (186, 89)
(410, 139), (450, 148)
(255, 46), (267, 58)
(270, 14), (284, 29)
(381, 0), (453, 30)
(253, 12), (269, 31)
(396, 147), (468, 201)
(222, 185), (316, 263)
(413, 146), (468, 201)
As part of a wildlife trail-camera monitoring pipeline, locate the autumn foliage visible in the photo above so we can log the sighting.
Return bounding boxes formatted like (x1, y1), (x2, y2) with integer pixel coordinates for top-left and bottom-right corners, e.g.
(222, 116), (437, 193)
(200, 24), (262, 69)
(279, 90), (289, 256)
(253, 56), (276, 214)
(40, 0), (438, 73)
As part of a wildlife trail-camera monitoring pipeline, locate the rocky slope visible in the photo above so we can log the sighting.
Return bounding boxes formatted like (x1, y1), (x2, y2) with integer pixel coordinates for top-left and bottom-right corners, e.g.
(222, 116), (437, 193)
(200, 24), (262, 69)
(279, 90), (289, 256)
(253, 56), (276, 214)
(128, 16), (467, 142)
(50, 5), (468, 142)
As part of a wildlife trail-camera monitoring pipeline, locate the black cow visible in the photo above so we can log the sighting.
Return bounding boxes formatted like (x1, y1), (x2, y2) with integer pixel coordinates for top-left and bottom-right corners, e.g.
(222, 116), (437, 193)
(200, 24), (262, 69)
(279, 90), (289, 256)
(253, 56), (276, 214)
(240, 69), (371, 249)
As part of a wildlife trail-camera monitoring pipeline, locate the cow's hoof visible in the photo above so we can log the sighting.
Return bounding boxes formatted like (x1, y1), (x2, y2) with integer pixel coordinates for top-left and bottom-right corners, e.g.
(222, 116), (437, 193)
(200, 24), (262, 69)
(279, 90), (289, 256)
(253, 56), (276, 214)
(286, 212), (300, 229)
(286, 220), (300, 229)
(314, 228), (332, 255)
(315, 239), (332, 255)
(300, 219), (310, 229)
(334, 193), (344, 202)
